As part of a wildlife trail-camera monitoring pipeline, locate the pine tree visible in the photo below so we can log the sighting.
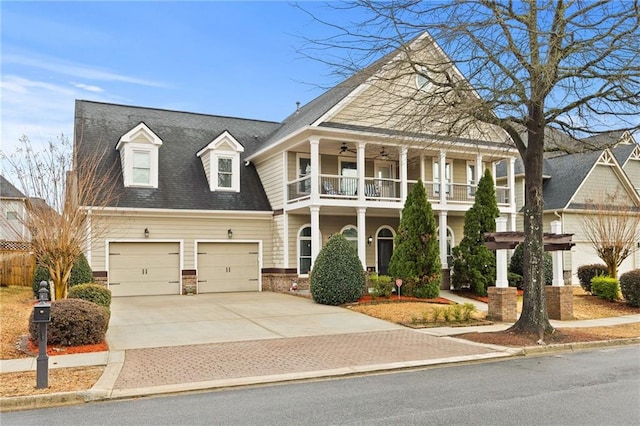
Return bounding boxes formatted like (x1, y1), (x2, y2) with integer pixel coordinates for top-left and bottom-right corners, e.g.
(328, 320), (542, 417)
(451, 169), (500, 296)
(388, 179), (441, 296)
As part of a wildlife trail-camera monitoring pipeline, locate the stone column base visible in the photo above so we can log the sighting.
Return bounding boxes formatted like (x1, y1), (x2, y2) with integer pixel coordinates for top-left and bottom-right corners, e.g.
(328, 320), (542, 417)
(488, 287), (518, 323)
(545, 286), (573, 320)
(182, 270), (197, 295)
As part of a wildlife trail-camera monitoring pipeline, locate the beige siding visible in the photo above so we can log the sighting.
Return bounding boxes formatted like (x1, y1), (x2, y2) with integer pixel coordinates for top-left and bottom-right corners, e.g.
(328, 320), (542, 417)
(407, 159), (421, 181)
(200, 152), (211, 188)
(572, 164), (625, 205)
(271, 214), (286, 267)
(622, 159), (640, 194)
(255, 153), (284, 209)
(515, 178), (525, 211)
(89, 213), (273, 272)
(452, 159), (466, 184)
(322, 155), (340, 175)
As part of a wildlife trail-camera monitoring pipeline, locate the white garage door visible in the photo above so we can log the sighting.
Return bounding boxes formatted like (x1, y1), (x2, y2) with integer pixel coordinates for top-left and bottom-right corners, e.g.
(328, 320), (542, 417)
(197, 243), (259, 293)
(109, 242), (180, 296)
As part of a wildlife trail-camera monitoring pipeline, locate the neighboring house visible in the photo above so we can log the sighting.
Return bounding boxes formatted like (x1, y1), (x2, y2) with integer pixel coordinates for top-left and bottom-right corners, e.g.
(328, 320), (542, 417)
(497, 131), (640, 283)
(0, 175), (30, 242)
(76, 33), (519, 297)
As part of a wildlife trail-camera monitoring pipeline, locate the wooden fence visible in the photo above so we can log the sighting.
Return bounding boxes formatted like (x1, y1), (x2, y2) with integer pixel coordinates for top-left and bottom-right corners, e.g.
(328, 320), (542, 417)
(0, 241), (35, 287)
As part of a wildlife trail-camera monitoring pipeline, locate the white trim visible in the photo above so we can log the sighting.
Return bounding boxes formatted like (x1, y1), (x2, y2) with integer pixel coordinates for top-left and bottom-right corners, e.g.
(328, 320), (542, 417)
(196, 130), (245, 157)
(88, 206), (273, 217)
(117, 123), (162, 189)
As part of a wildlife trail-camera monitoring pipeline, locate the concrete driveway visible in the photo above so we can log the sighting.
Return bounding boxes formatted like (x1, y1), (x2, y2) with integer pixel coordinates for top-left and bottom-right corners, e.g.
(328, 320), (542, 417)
(106, 292), (402, 350)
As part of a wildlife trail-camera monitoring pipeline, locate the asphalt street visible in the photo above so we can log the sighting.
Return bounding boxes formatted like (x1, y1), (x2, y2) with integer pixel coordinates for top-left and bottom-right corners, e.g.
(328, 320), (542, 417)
(3, 345), (638, 425)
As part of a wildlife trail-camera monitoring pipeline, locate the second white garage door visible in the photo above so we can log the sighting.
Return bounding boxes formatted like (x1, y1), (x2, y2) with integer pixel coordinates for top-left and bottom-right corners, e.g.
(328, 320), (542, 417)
(197, 242), (260, 293)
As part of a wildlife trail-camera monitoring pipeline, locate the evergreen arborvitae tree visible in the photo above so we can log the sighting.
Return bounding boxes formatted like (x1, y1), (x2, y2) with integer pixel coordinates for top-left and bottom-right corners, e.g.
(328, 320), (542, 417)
(388, 179), (441, 291)
(451, 169), (500, 296)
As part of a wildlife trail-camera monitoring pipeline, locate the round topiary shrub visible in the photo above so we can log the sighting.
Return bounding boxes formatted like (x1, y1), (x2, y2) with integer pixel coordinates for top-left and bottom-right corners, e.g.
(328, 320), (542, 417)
(68, 284), (112, 310)
(620, 269), (640, 307)
(29, 298), (109, 346)
(577, 264), (608, 293)
(310, 234), (365, 305)
(509, 243), (553, 285)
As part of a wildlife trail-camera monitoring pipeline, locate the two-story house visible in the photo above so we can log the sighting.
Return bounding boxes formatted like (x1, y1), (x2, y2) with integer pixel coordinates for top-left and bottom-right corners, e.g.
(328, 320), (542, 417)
(76, 33), (519, 297)
(0, 175), (30, 242)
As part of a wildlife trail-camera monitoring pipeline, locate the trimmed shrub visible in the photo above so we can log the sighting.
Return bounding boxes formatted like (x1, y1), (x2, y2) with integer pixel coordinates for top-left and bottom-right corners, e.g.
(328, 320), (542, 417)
(591, 276), (620, 301)
(577, 264), (608, 293)
(620, 269), (640, 307)
(508, 243), (553, 286)
(507, 272), (523, 289)
(68, 284), (112, 310)
(369, 274), (393, 298)
(310, 234), (365, 305)
(29, 298), (109, 346)
(413, 275), (440, 299)
(69, 254), (93, 288)
(32, 254), (94, 296)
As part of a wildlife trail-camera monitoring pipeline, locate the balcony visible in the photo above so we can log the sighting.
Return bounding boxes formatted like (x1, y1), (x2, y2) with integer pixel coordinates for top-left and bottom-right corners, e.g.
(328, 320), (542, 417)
(287, 174), (510, 207)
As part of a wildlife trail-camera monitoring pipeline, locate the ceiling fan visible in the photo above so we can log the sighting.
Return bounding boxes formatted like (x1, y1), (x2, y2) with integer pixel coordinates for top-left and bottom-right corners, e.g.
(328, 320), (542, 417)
(378, 147), (389, 160)
(339, 142), (356, 154)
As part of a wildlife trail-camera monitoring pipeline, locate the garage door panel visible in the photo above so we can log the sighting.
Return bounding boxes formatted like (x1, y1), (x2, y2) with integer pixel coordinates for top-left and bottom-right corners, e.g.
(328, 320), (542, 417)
(197, 243), (259, 293)
(109, 242), (180, 297)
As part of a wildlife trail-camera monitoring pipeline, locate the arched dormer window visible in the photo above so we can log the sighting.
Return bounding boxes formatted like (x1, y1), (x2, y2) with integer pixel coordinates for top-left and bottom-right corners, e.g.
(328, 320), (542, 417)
(116, 122), (163, 188)
(197, 130), (244, 192)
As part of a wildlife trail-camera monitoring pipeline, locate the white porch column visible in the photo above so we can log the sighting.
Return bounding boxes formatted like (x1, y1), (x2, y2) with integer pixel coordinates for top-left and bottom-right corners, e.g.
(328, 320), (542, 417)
(283, 212), (289, 268)
(475, 153), (483, 185)
(491, 161), (497, 183)
(420, 153), (425, 181)
(508, 157), (516, 210)
(495, 217), (509, 288)
(357, 207), (367, 269)
(509, 213), (517, 232)
(551, 220), (564, 286)
(310, 137), (320, 204)
(357, 142), (366, 202)
(310, 206), (321, 269)
(439, 150), (447, 205)
(400, 146), (408, 203)
(439, 211), (448, 269)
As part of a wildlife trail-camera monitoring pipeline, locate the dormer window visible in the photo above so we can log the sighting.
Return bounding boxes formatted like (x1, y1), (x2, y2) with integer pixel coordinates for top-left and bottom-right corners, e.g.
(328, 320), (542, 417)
(116, 122), (162, 188)
(197, 130), (244, 192)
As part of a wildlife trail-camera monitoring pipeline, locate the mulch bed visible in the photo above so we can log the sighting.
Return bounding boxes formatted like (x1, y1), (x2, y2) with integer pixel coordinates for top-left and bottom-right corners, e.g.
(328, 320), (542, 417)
(24, 337), (108, 356)
(452, 289), (523, 304)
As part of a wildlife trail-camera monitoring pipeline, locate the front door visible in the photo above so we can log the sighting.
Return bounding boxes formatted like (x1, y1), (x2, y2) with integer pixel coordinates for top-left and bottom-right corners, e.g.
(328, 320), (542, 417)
(376, 228), (394, 276)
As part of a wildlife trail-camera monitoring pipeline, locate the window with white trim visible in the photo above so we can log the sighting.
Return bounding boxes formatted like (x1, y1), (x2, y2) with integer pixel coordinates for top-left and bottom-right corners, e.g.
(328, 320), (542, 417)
(341, 226), (358, 253)
(466, 162), (476, 197)
(298, 226), (312, 275)
(133, 151), (151, 185)
(197, 131), (244, 193)
(433, 160), (451, 195)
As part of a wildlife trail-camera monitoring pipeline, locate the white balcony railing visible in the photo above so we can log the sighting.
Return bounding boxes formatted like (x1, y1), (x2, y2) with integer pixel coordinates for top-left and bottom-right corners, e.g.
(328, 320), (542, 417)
(286, 175), (510, 206)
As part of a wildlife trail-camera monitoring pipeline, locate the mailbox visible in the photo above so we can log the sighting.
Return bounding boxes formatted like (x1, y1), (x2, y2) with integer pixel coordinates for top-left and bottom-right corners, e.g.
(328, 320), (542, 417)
(33, 302), (51, 323)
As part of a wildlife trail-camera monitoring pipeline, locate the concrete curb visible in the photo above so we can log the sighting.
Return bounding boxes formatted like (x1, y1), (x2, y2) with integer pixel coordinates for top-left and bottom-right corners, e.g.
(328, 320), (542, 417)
(518, 337), (640, 355)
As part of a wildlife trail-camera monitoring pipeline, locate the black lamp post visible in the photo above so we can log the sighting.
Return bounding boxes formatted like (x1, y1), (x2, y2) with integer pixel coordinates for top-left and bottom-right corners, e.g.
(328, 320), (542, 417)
(33, 281), (51, 389)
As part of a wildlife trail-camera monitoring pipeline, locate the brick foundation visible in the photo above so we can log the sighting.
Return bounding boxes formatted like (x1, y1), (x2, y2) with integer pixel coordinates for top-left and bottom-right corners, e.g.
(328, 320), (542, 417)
(487, 287), (518, 322)
(182, 269), (197, 295)
(545, 286), (573, 320)
(261, 269), (309, 294)
(92, 271), (108, 288)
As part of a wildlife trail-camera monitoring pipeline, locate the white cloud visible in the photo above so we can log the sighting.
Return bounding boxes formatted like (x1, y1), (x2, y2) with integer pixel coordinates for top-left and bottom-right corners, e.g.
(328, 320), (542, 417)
(72, 82), (104, 93)
(3, 53), (167, 88)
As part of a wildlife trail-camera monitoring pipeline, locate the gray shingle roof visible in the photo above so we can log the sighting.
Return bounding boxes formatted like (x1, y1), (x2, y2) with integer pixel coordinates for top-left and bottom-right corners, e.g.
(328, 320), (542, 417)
(0, 175), (26, 199)
(542, 150), (603, 210)
(75, 100), (280, 211)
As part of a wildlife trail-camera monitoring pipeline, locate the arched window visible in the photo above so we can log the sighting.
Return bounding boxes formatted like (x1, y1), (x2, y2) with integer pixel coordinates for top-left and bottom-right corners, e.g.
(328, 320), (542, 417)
(298, 226), (312, 275)
(341, 225), (358, 253)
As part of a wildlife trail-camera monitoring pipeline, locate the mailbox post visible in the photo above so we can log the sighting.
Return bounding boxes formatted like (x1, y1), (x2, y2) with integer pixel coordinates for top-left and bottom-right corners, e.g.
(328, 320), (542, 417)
(33, 281), (51, 389)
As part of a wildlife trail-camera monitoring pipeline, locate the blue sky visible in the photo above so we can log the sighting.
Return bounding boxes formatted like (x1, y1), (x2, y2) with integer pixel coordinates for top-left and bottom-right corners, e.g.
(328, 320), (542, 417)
(1, 1), (352, 157)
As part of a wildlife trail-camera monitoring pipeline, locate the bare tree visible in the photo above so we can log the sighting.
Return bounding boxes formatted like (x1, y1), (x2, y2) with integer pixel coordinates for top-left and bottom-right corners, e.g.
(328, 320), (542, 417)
(583, 190), (640, 280)
(299, 0), (640, 335)
(1, 134), (119, 299)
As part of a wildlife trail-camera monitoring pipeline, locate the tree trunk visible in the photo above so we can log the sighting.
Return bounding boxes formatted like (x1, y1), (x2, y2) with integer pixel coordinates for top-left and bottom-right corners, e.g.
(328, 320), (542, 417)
(508, 115), (553, 335)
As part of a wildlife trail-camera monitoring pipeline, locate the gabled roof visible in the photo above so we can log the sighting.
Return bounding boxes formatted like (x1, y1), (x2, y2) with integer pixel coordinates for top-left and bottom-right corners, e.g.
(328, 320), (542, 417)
(75, 100), (280, 211)
(0, 175), (26, 199)
(542, 150), (604, 210)
(610, 139), (639, 167)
